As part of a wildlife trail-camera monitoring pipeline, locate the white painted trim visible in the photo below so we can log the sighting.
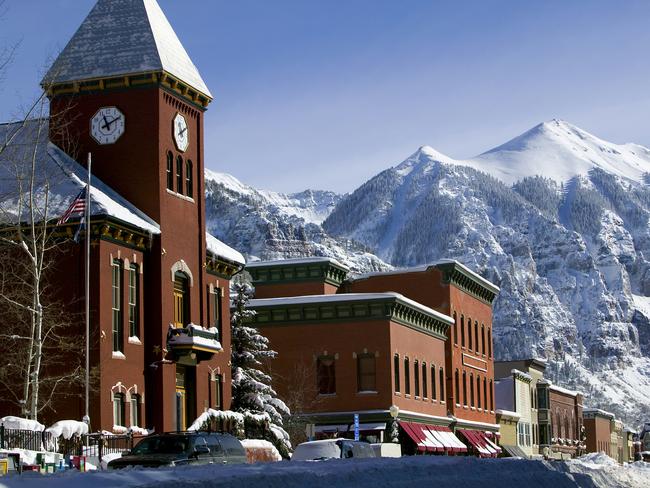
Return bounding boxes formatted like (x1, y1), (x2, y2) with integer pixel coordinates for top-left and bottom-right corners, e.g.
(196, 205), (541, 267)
(171, 259), (194, 287)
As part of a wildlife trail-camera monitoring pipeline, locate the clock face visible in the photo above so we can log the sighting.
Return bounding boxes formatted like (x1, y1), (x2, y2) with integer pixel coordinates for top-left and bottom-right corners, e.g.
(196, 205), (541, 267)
(174, 113), (189, 152)
(90, 107), (125, 145)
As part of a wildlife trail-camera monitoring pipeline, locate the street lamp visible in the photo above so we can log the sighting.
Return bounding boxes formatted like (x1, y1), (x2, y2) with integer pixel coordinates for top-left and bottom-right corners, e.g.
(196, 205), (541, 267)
(389, 405), (400, 443)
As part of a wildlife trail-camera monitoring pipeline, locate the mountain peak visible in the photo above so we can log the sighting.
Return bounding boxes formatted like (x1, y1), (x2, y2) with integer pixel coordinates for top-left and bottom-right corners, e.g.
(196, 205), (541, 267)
(468, 120), (650, 185)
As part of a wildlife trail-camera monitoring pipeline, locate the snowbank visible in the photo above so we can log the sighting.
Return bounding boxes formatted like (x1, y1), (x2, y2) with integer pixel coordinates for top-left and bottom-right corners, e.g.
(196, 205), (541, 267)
(45, 420), (88, 440)
(0, 417), (45, 432)
(187, 409), (244, 432)
(1, 454), (649, 488)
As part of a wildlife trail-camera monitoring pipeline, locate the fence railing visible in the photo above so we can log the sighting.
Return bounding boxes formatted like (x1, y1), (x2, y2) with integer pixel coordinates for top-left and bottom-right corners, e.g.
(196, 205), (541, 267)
(0, 425), (146, 464)
(0, 425), (53, 452)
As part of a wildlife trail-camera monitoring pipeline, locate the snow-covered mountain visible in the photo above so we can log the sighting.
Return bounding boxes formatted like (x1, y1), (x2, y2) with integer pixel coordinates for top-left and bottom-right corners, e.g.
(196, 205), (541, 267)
(204, 170), (388, 272)
(205, 120), (650, 427)
(466, 119), (650, 185)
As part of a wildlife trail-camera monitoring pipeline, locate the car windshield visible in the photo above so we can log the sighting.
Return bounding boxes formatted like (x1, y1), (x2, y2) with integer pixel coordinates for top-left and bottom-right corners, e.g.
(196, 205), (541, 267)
(131, 436), (190, 455)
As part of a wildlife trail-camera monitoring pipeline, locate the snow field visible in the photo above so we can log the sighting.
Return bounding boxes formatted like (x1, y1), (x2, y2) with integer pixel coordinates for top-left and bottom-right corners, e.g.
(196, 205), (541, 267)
(1, 454), (649, 488)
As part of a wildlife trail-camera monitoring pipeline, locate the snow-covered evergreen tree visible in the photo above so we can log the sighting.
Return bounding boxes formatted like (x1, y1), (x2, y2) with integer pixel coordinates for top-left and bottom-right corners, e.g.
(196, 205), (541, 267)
(230, 282), (292, 457)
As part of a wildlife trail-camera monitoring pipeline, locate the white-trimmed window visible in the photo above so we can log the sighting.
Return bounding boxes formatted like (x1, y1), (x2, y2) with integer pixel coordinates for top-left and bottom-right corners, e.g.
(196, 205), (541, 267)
(113, 392), (125, 427)
(128, 264), (139, 339)
(130, 393), (141, 427)
(112, 259), (123, 352)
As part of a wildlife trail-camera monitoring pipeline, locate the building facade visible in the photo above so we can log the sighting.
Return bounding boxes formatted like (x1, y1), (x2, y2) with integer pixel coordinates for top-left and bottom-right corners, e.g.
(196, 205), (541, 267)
(583, 408), (615, 456)
(246, 258), (501, 457)
(537, 380), (584, 459)
(495, 358), (546, 456)
(0, 0), (244, 433)
(494, 369), (533, 458)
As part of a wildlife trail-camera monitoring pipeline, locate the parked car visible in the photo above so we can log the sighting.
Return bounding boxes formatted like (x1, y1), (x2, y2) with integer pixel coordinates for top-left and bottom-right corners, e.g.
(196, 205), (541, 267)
(107, 432), (247, 469)
(291, 439), (376, 461)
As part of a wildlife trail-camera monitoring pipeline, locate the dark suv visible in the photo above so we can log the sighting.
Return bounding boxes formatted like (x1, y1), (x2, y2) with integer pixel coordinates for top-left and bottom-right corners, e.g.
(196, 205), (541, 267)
(107, 432), (247, 469)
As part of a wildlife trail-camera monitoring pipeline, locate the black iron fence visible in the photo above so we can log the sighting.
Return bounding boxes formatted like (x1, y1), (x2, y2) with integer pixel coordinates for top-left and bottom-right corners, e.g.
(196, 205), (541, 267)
(0, 425), (53, 452)
(0, 424), (147, 464)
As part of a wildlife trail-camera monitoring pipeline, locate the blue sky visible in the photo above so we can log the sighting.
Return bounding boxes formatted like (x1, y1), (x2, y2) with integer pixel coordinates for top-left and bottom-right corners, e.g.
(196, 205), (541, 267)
(1, 0), (649, 193)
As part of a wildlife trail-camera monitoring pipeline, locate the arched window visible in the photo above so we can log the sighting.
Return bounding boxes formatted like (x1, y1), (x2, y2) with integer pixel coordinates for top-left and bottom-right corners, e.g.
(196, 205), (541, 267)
(488, 328), (492, 358)
(421, 362), (427, 399)
(474, 321), (479, 353)
(113, 392), (125, 427)
(185, 160), (193, 198)
(439, 367), (445, 401)
(166, 151), (174, 190)
(483, 377), (487, 411)
(489, 380), (494, 411)
(173, 271), (190, 328)
(481, 325), (486, 355)
(454, 370), (460, 404)
(460, 316), (465, 347)
(393, 354), (400, 393)
(469, 373), (474, 407)
(112, 259), (123, 353)
(431, 364), (437, 400)
(453, 312), (458, 345)
(404, 357), (410, 395)
(468, 317), (473, 350)
(176, 155), (183, 195)
(476, 375), (482, 409)
(414, 360), (420, 397)
(462, 371), (467, 406)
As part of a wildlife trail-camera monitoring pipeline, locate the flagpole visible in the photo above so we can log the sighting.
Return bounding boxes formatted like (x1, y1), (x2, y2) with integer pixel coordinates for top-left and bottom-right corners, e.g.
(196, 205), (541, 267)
(84, 153), (91, 428)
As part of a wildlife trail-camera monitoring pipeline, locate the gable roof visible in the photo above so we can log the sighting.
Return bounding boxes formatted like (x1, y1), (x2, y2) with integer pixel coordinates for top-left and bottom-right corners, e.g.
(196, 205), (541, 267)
(0, 120), (160, 235)
(41, 0), (211, 98)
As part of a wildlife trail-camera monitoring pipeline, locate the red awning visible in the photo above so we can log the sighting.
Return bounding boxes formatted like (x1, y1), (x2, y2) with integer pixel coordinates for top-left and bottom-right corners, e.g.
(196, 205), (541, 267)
(429, 425), (468, 453)
(398, 421), (443, 452)
(458, 429), (500, 458)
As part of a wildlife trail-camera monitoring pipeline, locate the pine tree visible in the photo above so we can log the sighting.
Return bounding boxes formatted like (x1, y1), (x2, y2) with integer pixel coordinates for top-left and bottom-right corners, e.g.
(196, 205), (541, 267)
(230, 282), (291, 456)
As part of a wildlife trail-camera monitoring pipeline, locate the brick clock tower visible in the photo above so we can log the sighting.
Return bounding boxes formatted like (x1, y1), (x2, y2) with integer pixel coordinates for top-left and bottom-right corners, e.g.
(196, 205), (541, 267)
(41, 0), (242, 432)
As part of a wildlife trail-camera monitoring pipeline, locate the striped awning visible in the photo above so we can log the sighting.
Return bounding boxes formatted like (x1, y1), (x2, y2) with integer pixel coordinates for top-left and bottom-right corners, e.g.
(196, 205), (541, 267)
(399, 422), (467, 454)
(458, 429), (502, 458)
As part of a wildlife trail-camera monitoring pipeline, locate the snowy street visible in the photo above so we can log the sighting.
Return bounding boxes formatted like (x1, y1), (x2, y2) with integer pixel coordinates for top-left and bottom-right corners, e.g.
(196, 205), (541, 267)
(1, 454), (649, 488)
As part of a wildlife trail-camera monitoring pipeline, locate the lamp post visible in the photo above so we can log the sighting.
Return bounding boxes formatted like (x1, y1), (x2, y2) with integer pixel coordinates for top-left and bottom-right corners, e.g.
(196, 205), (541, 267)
(389, 405), (400, 443)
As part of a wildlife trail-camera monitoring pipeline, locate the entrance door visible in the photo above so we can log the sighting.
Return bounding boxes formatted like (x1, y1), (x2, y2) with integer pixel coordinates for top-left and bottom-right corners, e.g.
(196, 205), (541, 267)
(176, 364), (196, 431)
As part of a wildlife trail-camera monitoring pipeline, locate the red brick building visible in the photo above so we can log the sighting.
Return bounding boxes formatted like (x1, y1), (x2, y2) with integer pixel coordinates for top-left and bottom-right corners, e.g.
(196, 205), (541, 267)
(536, 380), (585, 459)
(0, 0), (244, 433)
(246, 258), (501, 456)
(583, 408), (614, 456)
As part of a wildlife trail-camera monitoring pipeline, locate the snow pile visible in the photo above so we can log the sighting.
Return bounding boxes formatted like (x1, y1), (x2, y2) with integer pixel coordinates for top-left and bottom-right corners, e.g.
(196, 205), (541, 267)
(45, 420), (88, 440)
(128, 426), (149, 436)
(1, 455), (649, 488)
(0, 417), (45, 432)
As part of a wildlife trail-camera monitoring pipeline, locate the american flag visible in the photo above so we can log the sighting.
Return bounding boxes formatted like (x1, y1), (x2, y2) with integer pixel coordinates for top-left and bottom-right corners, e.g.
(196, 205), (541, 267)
(57, 187), (88, 225)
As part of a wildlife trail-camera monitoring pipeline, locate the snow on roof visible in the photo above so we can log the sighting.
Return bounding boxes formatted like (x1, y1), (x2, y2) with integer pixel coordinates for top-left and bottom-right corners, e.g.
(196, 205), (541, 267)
(42, 0), (211, 98)
(206, 232), (245, 266)
(0, 120), (160, 234)
(583, 408), (615, 419)
(350, 259), (499, 292)
(246, 256), (348, 270)
(495, 409), (520, 420)
(248, 292), (454, 324)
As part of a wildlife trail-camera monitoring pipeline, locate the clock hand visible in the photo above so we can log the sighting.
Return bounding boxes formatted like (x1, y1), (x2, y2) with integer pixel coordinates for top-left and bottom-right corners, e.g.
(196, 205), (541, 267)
(179, 127), (187, 136)
(101, 115), (110, 131)
(106, 116), (122, 130)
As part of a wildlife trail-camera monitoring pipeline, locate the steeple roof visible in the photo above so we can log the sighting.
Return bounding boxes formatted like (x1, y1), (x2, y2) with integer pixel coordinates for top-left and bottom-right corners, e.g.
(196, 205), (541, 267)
(41, 0), (211, 99)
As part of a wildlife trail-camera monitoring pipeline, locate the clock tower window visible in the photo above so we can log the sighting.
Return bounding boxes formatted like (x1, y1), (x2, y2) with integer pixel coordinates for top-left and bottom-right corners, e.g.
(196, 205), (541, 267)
(176, 156), (184, 195)
(185, 160), (193, 198)
(166, 152), (174, 191)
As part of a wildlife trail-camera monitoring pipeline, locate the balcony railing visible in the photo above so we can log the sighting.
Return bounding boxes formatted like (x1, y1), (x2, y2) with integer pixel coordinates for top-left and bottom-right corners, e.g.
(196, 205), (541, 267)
(167, 324), (223, 362)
